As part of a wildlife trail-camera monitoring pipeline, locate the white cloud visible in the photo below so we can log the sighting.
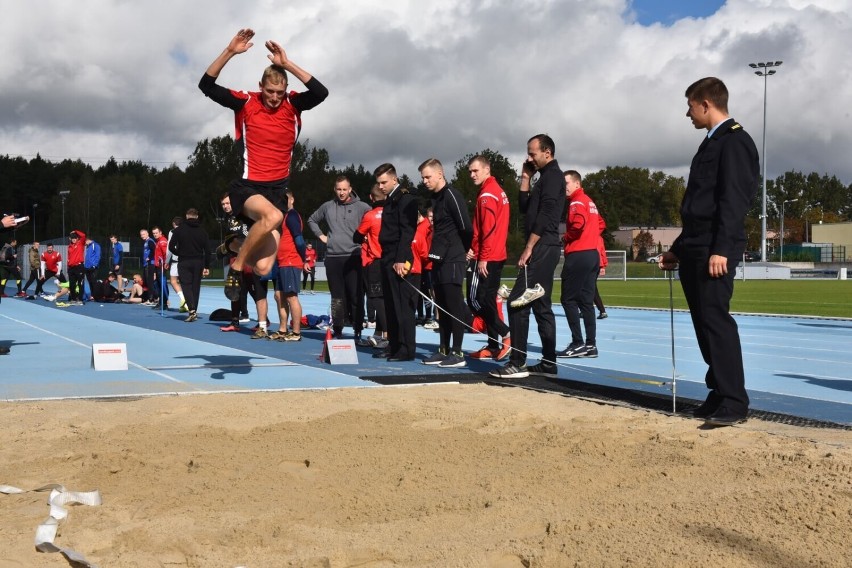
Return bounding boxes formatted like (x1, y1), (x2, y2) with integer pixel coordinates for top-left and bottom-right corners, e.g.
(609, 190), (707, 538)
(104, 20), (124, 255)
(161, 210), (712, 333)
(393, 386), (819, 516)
(1, 0), (851, 184)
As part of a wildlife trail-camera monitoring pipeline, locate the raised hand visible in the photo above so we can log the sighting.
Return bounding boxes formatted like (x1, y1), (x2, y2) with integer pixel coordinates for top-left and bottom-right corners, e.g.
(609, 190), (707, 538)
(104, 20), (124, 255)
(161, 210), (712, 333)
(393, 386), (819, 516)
(228, 28), (255, 54)
(265, 40), (290, 67)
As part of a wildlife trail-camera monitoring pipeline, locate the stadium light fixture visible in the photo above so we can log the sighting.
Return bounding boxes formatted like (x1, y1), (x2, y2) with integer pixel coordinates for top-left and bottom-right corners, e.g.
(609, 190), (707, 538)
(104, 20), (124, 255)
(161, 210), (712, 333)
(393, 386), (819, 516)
(749, 60), (783, 263)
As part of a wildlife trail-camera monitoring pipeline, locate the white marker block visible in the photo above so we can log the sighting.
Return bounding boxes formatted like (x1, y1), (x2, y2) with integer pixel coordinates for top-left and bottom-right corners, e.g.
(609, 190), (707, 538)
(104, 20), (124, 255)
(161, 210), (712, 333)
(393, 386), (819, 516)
(91, 343), (128, 371)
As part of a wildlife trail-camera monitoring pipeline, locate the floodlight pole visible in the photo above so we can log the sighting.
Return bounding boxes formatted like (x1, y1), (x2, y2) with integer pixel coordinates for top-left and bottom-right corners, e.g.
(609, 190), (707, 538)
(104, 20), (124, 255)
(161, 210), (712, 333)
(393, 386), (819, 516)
(780, 198), (798, 262)
(749, 60), (782, 263)
(59, 190), (70, 239)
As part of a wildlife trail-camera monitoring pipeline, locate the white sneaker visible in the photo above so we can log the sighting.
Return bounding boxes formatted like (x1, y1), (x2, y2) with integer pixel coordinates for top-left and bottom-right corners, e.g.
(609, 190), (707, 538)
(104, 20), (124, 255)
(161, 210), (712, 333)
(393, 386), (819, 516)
(509, 283), (545, 308)
(43, 294), (56, 302)
(497, 284), (510, 299)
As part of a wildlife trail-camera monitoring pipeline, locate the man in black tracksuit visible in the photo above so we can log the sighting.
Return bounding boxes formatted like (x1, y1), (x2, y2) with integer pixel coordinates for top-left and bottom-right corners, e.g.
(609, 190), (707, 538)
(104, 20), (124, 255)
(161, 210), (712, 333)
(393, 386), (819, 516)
(375, 163), (419, 362)
(168, 208), (210, 322)
(490, 134), (564, 379)
(419, 158), (472, 369)
(661, 77), (759, 427)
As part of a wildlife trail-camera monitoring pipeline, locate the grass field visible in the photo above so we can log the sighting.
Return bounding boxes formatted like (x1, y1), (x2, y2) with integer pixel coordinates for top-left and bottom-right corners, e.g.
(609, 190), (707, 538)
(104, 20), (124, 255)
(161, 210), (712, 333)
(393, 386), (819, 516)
(595, 279), (852, 318)
(204, 264), (851, 319)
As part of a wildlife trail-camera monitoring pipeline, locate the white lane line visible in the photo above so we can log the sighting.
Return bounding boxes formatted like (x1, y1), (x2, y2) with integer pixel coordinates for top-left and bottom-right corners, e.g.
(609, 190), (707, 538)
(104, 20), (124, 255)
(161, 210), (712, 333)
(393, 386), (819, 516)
(1, 312), (185, 384)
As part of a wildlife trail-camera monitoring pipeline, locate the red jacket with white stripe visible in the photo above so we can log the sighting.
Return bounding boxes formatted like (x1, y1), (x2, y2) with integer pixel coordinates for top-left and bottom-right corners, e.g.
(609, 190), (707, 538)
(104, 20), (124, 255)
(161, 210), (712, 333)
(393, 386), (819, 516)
(471, 176), (509, 262)
(563, 188), (605, 254)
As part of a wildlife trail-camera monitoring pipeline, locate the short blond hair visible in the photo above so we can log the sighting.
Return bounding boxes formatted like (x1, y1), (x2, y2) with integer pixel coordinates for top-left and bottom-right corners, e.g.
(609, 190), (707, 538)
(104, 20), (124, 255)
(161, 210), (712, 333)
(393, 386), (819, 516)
(261, 65), (288, 86)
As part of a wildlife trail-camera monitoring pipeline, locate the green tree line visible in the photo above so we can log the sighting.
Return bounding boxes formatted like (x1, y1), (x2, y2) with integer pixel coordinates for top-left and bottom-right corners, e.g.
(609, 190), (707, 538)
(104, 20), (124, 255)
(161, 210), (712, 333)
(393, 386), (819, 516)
(2, 138), (851, 257)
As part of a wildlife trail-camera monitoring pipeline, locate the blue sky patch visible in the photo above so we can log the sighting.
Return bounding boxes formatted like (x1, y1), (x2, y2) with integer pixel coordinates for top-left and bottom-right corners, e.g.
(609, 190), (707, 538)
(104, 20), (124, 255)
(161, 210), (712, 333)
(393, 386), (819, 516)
(631, 0), (725, 26)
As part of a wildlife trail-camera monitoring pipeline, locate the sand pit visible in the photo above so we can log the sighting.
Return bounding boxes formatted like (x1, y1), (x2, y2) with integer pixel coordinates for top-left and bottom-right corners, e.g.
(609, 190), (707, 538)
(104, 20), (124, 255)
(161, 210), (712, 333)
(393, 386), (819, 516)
(2, 383), (850, 567)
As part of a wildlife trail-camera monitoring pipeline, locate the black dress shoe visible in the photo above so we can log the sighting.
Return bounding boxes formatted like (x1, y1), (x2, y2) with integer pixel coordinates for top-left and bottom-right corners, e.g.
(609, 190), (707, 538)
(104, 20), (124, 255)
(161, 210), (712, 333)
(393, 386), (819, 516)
(387, 354), (414, 362)
(692, 399), (721, 419)
(704, 407), (748, 427)
(372, 350), (391, 359)
(691, 392), (722, 418)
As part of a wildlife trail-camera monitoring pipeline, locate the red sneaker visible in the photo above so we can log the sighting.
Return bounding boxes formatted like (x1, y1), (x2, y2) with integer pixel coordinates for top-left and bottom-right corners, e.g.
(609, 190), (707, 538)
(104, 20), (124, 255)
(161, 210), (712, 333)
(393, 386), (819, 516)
(468, 346), (495, 360)
(494, 337), (511, 361)
(220, 324), (239, 332)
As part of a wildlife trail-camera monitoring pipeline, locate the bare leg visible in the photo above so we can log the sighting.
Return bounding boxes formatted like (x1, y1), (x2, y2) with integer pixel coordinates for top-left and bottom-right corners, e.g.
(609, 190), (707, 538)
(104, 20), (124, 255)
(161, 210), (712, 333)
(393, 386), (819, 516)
(231, 195), (283, 276)
(287, 294), (302, 333)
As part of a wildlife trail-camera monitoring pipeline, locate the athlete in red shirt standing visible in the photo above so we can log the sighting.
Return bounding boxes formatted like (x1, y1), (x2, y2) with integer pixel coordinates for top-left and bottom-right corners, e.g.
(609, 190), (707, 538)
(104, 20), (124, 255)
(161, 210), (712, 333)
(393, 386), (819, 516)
(466, 155), (511, 361)
(199, 28), (328, 300)
(66, 230), (86, 304)
(557, 170), (606, 359)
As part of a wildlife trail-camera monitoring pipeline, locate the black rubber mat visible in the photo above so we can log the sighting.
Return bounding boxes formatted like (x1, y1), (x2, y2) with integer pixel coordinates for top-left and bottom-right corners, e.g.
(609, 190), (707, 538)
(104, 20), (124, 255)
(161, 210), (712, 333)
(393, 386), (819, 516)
(364, 372), (851, 431)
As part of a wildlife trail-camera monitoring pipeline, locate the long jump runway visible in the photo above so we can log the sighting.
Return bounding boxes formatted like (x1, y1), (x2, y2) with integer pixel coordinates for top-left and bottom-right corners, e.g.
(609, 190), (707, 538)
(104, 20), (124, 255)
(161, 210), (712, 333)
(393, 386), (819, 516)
(1, 290), (849, 426)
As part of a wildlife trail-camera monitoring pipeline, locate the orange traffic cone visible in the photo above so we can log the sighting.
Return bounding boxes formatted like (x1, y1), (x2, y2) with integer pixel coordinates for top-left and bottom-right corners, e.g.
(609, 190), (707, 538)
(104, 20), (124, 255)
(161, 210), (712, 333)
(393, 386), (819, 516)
(319, 327), (333, 362)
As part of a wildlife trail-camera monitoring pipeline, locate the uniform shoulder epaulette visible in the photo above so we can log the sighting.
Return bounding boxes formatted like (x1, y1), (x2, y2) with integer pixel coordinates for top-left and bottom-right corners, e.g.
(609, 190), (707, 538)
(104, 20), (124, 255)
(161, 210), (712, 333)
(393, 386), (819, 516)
(730, 122), (742, 131)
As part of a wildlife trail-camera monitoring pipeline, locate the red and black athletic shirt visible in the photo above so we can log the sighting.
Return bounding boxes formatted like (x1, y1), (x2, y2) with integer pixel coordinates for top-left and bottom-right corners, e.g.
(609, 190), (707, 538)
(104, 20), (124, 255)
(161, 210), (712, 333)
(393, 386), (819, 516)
(199, 74), (328, 182)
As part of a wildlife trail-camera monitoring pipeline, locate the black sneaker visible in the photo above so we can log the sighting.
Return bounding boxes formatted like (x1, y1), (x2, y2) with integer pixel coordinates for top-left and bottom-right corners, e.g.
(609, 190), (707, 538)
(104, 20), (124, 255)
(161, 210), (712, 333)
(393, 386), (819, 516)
(527, 362), (558, 378)
(597, 312), (608, 319)
(557, 342), (585, 358)
(488, 362), (529, 379)
(422, 349), (448, 366)
(579, 345), (598, 358)
(438, 352), (466, 368)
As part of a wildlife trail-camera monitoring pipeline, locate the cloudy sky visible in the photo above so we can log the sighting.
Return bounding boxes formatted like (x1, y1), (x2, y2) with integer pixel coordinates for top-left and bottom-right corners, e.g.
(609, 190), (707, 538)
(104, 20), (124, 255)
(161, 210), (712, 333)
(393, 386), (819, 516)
(2, 0), (851, 184)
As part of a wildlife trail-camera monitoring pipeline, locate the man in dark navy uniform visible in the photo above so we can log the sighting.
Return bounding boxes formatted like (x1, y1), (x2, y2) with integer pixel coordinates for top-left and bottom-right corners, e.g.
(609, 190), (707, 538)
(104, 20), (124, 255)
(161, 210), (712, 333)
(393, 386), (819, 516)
(660, 77), (759, 426)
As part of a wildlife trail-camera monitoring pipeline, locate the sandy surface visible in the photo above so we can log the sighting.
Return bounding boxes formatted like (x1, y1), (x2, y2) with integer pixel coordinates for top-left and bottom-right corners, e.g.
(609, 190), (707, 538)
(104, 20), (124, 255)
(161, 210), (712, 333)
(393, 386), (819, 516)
(1, 383), (850, 567)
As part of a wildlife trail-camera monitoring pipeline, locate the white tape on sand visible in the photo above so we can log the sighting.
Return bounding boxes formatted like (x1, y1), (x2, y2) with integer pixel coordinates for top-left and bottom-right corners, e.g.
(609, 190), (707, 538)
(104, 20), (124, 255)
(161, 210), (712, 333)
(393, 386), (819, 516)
(1, 483), (102, 567)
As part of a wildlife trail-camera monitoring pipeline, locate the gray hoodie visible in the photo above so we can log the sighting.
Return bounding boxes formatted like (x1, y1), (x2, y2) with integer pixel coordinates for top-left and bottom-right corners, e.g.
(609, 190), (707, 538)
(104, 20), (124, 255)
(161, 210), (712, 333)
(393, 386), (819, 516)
(307, 193), (371, 257)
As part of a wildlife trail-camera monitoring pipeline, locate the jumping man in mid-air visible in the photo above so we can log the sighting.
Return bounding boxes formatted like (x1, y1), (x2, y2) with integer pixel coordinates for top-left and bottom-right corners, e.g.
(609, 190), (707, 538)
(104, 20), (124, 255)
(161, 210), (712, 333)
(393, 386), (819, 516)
(199, 28), (328, 300)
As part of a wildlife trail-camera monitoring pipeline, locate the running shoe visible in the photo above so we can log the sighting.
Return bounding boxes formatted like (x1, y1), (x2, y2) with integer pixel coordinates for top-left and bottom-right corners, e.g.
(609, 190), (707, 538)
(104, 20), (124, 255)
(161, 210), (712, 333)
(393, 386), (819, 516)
(527, 362), (558, 378)
(184, 311), (198, 323)
(239, 316), (251, 323)
(369, 336), (389, 349)
(251, 328), (269, 339)
(356, 336), (372, 347)
(579, 345), (598, 358)
(55, 301), (70, 307)
(283, 331), (302, 342)
(488, 362), (529, 379)
(494, 337), (512, 361)
(497, 284), (510, 299)
(468, 346), (495, 360)
(597, 312), (608, 320)
(423, 319), (439, 330)
(224, 271), (242, 301)
(422, 349), (448, 366)
(557, 342), (585, 358)
(220, 323), (239, 332)
(509, 283), (545, 308)
(267, 331), (287, 341)
(438, 352), (467, 369)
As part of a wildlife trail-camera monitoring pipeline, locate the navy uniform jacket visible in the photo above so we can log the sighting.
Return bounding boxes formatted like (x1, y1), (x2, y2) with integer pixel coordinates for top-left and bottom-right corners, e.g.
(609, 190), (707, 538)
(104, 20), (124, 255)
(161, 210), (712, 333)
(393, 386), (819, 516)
(379, 186), (418, 265)
(671, 118), (759, 259)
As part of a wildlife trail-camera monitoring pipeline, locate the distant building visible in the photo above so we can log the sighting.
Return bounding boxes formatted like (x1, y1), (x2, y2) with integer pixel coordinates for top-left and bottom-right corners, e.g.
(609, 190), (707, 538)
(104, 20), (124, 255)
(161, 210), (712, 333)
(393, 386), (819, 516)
(811, 222), (852, 261)
(612, 227), (681, 260)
